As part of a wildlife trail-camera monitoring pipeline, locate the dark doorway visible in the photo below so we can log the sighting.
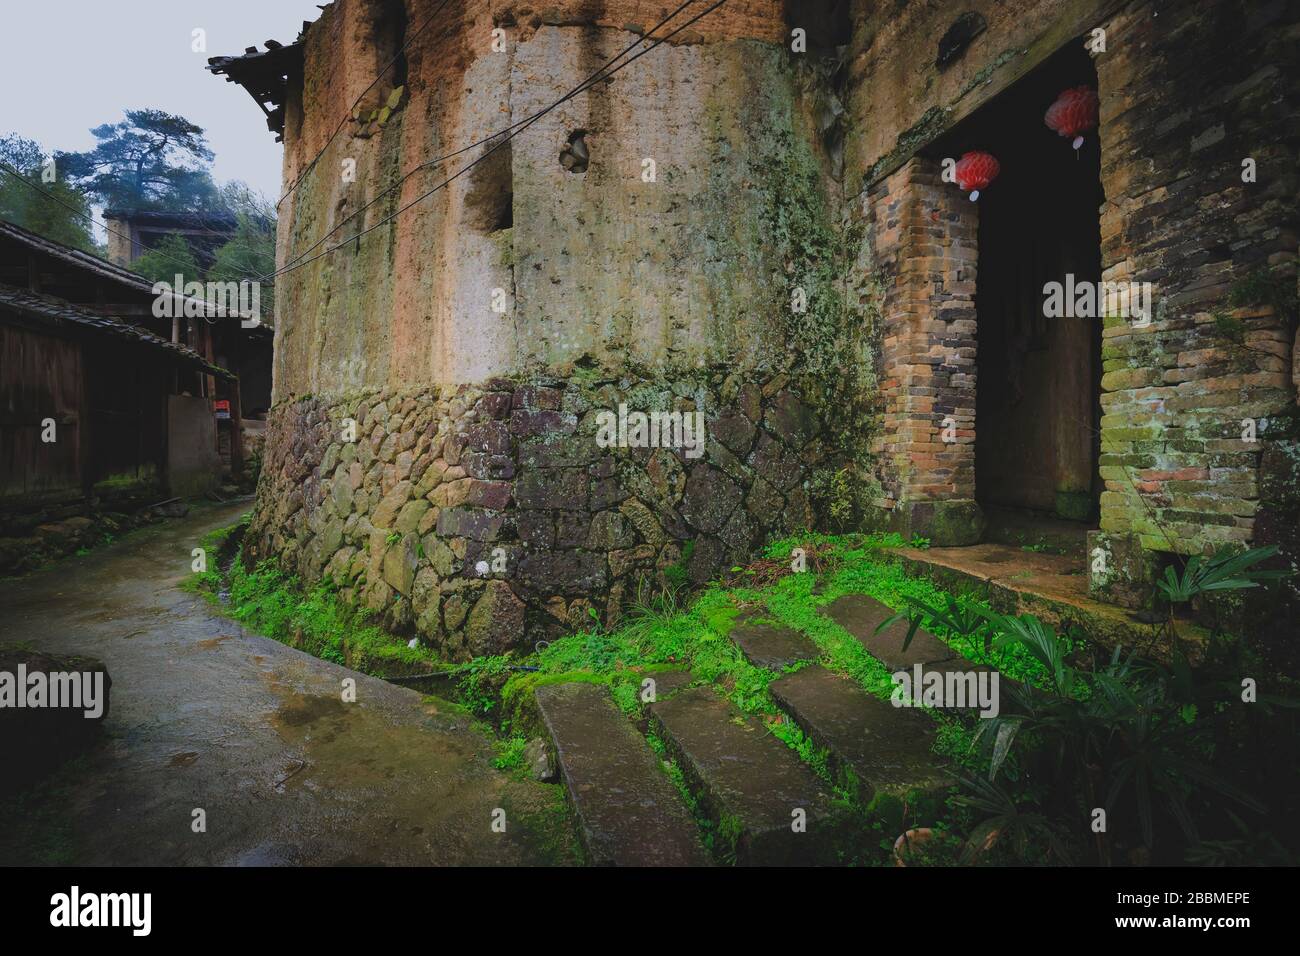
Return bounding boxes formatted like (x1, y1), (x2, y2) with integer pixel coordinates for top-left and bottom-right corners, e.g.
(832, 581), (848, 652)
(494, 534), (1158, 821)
(938, 42), (1105, 525)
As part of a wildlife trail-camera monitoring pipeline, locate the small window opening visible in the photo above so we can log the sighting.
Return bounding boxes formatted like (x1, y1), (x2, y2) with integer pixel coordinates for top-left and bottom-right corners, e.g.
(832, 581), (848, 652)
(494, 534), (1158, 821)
(560, 131), (589, 174)
(379, 0), (409, 89)
(464, 136), (513, 232)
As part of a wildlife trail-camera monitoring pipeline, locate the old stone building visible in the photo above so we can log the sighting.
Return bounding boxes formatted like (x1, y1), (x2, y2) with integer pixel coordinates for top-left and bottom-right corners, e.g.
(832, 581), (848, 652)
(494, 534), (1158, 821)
(213, 0), (1298, 659)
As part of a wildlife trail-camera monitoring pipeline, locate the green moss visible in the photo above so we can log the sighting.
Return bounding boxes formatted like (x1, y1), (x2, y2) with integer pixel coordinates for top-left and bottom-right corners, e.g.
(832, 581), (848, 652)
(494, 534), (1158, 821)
(185, 527), (441, 679)
(1054, 489), (1093, 522)
(494, 226), (515, 268)
(755, 118), (880, 529)
(663, 539), (693, 590)
(501, 785), (584, 866)
(492, 735), (530, 772)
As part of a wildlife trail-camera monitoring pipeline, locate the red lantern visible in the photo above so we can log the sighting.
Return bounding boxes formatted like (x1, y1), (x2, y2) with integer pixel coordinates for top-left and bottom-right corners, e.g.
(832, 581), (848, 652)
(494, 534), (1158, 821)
(1045, 86), (1099, 149)
(954, 150), (1000, 201)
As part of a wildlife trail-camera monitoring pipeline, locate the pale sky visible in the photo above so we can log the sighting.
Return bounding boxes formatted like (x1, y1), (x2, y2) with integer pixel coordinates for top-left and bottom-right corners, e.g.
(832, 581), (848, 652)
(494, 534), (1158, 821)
(0, 0), (325, 202)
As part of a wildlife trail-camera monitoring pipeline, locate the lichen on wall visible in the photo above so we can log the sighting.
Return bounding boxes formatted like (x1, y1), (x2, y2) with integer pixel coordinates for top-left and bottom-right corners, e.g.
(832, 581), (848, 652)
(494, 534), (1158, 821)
(246, 0), (880, 653)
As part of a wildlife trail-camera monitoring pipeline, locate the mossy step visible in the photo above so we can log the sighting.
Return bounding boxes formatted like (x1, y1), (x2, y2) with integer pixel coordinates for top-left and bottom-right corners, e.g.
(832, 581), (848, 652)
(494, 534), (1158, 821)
(768, 665), (953, 804)
(649, 686), (839, 865)
(729, 610), (820, 670)
(639, 668), (696, 702)
(534, 682), (710, 867)
(893, 544), (1212, 662)
(823, 593), (969, 670)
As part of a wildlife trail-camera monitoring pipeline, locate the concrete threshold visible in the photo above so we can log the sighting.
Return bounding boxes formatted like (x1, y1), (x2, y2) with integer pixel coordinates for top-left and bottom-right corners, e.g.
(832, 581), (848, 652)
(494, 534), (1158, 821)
(891, 543), (1209, 661)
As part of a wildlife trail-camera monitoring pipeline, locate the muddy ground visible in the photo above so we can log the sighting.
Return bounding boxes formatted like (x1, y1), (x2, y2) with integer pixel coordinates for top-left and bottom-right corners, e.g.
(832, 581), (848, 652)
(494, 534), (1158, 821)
(0, 501), (577, 866)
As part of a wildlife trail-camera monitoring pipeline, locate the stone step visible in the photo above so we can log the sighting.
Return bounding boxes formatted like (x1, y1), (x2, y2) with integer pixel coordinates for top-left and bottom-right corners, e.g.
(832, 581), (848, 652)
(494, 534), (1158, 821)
(823, 593), (1002, 710)
(637, 668), (695, 702)
(649, 686), (839, 865)
(823, 593), (966, 670)
(534, 681), (710, 866)
(729, 610), (820, 670)
(768, 665), (953, 804)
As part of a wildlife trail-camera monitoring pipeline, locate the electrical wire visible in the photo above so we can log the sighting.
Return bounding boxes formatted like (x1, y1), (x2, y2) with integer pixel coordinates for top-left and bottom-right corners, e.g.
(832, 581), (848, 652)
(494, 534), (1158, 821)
(275, 0), (699, 274)
(263, 0), (727, 283)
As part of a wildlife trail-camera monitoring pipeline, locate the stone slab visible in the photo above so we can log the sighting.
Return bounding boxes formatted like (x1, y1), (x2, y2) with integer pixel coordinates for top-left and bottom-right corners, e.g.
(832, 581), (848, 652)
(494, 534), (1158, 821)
(729, 611), (820, 670)
(892, 543), (1213, 663)
(636, 669), (695, 702)
(823, 593), (963, 669)
(769, 666), (953, 803)
(649, 686), (837, 865)
(534, 682), (709, 866)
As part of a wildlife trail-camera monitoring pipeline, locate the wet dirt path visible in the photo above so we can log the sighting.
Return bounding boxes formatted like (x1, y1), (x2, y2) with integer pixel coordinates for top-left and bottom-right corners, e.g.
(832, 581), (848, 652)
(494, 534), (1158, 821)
(0, 502), (576, 865)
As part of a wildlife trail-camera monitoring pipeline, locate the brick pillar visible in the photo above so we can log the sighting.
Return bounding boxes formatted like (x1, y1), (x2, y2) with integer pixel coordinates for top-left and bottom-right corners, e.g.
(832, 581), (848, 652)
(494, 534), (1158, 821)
(867, 156), (983, 544)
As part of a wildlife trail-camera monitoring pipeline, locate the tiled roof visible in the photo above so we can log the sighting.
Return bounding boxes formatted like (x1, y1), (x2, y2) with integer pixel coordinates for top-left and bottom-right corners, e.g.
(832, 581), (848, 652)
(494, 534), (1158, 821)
(0, 216), (271, 332)
(0, 285), (236, 381)
(0, 217), (155, 296)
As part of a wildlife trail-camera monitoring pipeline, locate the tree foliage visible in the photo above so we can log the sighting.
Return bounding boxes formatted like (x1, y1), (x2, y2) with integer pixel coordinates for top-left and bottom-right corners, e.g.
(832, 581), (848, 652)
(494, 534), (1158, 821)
(57, 109), (221, 211)
(0, 133), (98, 251)
(129, 232), (200, 285)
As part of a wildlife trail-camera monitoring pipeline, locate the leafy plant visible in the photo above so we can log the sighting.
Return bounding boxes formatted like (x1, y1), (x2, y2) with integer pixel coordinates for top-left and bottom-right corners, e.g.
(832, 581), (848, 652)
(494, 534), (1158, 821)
(951, 771), (1072, 865)
(492, 735), (529, 771)
(876, 593), (995, 657)
(963, 613), (1266, 864)
(1155, 546), (1285, 606)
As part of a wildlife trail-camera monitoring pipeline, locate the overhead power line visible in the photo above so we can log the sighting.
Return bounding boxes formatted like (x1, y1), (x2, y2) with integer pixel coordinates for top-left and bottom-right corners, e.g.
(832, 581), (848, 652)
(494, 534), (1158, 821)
(276, 0), (698, 275)
(273, 0), (455, 211)
(264, 0), (727, 284)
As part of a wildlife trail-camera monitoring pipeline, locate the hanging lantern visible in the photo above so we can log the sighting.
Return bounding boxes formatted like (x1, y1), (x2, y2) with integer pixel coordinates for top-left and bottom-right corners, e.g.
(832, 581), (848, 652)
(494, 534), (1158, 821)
(1044, 85), (1099, 150)
(955, 150), (1000, 201)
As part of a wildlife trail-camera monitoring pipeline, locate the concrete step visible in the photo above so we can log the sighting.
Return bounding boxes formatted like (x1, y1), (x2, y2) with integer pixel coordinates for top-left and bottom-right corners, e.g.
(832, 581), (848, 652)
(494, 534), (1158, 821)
(768, 665), (953, 804)
(534, 681), (710, 866)
(649, 686), (839, 865)
(729, 611), (820, 670)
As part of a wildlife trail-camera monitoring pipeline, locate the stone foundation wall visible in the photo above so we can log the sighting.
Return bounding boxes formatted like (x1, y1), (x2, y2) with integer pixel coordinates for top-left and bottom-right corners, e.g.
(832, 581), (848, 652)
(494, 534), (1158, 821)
(244, 369), (831, 659)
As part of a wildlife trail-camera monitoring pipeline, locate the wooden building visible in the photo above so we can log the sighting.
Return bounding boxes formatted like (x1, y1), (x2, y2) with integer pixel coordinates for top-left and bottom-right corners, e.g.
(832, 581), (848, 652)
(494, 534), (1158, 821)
(0, 218), (273, 474)
(102, 208), (240, 272)
(0, 219), (272, 571)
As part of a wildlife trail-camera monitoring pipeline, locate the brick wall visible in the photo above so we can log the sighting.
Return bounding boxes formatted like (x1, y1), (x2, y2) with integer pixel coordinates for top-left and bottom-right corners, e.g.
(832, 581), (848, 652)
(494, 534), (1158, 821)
(864, 157), (984, 544)
(1088, 0), (1299, 601)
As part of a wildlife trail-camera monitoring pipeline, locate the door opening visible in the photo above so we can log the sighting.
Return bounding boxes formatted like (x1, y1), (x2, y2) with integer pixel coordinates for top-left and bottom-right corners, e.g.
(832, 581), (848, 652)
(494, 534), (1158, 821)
(941, 42), (1105, 527)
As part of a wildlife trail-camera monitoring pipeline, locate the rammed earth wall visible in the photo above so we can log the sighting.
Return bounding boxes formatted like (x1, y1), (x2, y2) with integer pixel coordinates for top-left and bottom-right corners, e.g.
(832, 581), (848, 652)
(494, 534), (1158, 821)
(245, 370), (829, 658)
(246, 0), (1299, 654)
(246, 1), (871, 654)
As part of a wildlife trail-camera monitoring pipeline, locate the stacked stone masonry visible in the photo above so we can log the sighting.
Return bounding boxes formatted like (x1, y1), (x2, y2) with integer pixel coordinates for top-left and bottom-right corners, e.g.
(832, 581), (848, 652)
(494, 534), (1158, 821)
(244, 372), (827, 658)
